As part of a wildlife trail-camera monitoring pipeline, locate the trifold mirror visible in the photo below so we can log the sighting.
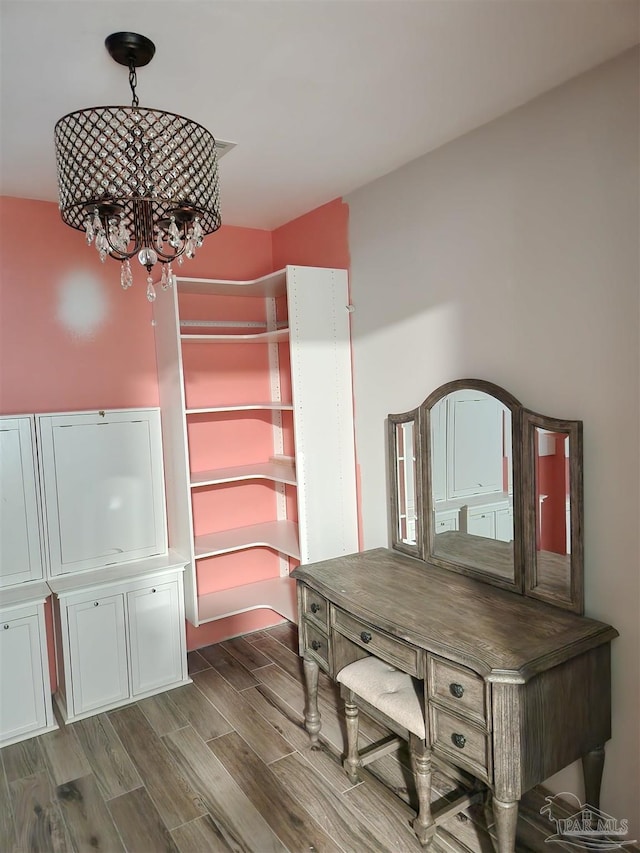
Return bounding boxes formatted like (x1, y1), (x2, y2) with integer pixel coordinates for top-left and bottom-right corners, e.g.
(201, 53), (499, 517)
(388, 379), (584, 614)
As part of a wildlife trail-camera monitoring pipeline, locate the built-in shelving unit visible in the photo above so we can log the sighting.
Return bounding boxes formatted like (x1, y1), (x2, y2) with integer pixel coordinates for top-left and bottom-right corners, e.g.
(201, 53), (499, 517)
(153, 265), (359, 627)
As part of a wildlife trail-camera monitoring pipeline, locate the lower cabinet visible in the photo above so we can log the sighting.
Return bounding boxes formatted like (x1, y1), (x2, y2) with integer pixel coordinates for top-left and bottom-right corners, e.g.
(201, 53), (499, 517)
(51, 565), (189, 722)
(0, 584), (57, 747)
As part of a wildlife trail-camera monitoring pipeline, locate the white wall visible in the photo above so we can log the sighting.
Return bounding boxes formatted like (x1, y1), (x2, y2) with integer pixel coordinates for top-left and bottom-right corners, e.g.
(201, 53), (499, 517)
(347, 47), (639, 834)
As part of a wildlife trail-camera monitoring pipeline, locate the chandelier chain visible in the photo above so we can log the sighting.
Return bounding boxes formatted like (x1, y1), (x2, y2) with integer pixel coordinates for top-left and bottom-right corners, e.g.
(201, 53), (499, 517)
(128, 59), (139, 108)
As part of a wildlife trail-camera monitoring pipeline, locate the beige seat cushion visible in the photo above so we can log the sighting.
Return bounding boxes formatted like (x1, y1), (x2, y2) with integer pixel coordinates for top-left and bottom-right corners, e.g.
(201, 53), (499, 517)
(337, 656), (425, 738)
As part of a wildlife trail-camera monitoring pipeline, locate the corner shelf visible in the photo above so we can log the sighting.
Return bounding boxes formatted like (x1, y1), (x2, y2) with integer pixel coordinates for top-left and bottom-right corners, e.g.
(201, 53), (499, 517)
(194, 520), (300, 560)
(190, 460), (296, 488)
(180, 329), (289, 344)
(198, 576), (297, 624)
(185, 403), (294, 414)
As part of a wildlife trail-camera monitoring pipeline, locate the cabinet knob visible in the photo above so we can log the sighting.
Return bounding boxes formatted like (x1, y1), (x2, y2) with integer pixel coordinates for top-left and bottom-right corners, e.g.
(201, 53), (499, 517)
(311, 640), (322, 651)
(310, 602), (320, 614)
(3, 624), (9, 630)
(151, 588), (156, 593)
(451, 733), (466, 749)
(360, 631), (372, 644)
(93, 601), (99, 607)
(449, 683), (464, 699)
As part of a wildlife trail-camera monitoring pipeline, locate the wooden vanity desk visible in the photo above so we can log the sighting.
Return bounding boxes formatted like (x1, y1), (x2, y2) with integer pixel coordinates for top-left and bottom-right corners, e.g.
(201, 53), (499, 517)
(292, 380), (618, 852)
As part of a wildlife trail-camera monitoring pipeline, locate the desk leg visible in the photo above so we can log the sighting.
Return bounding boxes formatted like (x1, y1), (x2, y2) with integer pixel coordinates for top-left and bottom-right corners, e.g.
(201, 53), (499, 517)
(410, 735), (436, 847)
(582, 745), (605, 810)
(302, 654), (321, 743)
(493, 798), (518, 853)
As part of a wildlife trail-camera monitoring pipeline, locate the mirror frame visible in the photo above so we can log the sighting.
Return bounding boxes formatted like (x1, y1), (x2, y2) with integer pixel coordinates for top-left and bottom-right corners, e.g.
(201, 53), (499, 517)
(420, 378), (524, 593)
(523, 411), (584, 614)
(387, 379), (584, 611)
(388, 408), (425, 559)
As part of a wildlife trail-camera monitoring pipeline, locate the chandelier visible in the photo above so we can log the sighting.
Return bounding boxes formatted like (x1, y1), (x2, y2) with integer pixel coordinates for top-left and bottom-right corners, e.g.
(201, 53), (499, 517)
(54, 32), (221, 302)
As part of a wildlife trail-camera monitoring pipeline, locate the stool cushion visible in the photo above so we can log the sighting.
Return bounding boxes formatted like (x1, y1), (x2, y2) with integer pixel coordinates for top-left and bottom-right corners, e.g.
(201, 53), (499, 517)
(337, 656), (425, 738)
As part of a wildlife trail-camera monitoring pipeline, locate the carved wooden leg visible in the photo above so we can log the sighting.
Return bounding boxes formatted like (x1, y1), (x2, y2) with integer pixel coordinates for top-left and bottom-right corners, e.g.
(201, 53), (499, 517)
(410, 734), (436, 847)
(493, 798), (518, 853)
(343, 692), (360, 783)
(582, 745), (605, 810)
(302, 654), (321, 743)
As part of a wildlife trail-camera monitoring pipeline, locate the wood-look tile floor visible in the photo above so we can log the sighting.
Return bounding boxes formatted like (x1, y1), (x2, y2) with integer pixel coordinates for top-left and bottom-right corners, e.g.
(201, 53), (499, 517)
(0, 622), (568, 853)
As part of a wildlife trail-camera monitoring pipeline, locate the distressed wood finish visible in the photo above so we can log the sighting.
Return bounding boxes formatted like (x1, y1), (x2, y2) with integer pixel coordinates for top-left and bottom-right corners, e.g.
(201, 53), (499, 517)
(292, 549), (617, 852)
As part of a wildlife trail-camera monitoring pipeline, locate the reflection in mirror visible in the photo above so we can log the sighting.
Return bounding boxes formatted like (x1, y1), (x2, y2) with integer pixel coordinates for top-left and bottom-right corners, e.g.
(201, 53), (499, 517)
(533, 428), (572, 600)
(388, 409), (423, 558)
(430, 389), (515, 583)
(396, 421), (417, 545)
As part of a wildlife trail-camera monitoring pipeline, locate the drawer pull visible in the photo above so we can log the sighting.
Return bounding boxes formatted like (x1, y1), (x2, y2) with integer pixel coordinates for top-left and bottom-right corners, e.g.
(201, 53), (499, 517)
(451, 733), (466, 749)
(151, 588), (156, 593)
(311, 640), (322, 652)
(310, 602), (320, 614)
(360, 631), (372, 644)
(3, 624), (9, 630)
(449, 682), (464, 698)
(93, 601), (99, 607)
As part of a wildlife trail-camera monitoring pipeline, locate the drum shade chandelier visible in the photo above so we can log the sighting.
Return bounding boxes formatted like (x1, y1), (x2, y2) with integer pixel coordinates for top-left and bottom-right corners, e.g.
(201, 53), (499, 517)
(54, 32), (221, 302)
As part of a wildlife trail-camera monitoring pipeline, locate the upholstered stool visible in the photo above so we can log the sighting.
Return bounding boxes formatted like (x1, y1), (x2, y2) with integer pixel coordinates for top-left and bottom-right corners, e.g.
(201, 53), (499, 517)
(337, 656), (484, 847)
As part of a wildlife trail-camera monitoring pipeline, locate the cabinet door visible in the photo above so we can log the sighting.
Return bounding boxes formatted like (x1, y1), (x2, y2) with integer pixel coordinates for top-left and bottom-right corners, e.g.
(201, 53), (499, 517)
(495, 508), (514, 543)
(127, 580), (184, 695)
(447, 393), (503, 498)
(67, 594), (129, 715)
(0, 611), (47, 741)
(38, 410), (167, 575)
(466, 510), (496, 539)
(0, 418), (43, 587)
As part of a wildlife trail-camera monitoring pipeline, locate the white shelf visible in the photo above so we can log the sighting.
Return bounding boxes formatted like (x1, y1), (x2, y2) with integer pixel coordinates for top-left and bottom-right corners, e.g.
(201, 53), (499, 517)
(181, 329), (289, 344)
(194, 520), (300, 559)
(197, 576), (297, 624)
(191, 460), (296, 488)
(186, 403), (294, 414)
(177, 269), (287, 298)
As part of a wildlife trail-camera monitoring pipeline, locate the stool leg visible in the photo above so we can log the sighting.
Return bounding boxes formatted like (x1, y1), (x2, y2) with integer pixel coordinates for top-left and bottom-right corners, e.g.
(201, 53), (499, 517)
(410, 734), (436, 847)
(343, 692), (361, 784)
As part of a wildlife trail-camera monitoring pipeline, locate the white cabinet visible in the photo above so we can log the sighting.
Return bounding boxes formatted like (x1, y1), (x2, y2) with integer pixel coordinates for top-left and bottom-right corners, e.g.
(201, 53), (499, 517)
(447, 391), (503, 498)
(51, 563), (188, 722)
(66, 593), (129, 716)
(0, 584), (57, 746)
(37, 409), (167, 577)
(461, 499), (513, 542)
(153, 266), (359, 627)
(0, 416), (44, 587)
(127, 580), (184, 694)
(434, 508), (459, 533)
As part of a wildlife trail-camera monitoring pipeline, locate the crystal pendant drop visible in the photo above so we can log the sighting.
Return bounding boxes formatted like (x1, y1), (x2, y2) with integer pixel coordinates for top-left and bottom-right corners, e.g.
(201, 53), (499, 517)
(192, 218), (204, 248)
(95, 232), (108, 263)
(84, 218), (94, 246)
(155, 228), (164, 251)
(185, 236), (196, 259)
(92, 210), (102, 234)
(117, 220), (130, 252)
(176, 253), (184, 266)
(160, 265), (169, 290)
(168, 217), (181, 248)
(167, 263), (176, 288)
(120, 259), (133, 290)
(146, 276), (157, 303)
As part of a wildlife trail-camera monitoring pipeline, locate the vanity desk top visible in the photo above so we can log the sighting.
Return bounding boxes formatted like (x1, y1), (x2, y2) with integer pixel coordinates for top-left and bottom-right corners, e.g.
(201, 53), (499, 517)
(292, 547), (616, 683)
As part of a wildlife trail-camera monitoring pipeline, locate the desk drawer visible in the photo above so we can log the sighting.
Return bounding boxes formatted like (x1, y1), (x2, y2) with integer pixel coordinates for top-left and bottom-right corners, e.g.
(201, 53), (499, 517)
(301, 586), (329, 631)
(332, 609), (420, 677)
(428, 656), (488, 728)
(429, 705), (491, 783)
(301, 620), (329, 671)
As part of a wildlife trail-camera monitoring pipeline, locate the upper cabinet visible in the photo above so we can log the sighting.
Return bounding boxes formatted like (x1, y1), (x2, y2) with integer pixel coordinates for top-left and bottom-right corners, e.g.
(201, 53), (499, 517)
(153, 265), (359, 627)
(0, 416), (44, 588)
(37, 409), (168, 577)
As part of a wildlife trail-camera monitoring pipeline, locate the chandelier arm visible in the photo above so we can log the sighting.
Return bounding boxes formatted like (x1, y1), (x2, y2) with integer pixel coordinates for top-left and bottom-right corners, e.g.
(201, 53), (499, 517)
(99, 212), (141, 261)
(155, 244), (186, 264)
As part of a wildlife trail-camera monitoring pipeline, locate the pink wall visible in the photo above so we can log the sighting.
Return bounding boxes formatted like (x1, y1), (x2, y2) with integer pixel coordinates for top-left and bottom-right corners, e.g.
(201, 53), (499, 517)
(272, 197), (350, 270)
(1, 194), (352, 653)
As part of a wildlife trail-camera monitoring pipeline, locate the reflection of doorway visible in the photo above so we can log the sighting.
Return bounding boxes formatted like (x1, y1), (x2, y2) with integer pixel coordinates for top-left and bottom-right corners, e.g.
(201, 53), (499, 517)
(536, 431), (569, 555)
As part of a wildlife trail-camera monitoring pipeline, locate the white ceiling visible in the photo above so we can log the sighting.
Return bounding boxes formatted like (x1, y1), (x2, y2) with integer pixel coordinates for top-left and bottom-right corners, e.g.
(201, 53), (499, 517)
(1, 0), (638, 230)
